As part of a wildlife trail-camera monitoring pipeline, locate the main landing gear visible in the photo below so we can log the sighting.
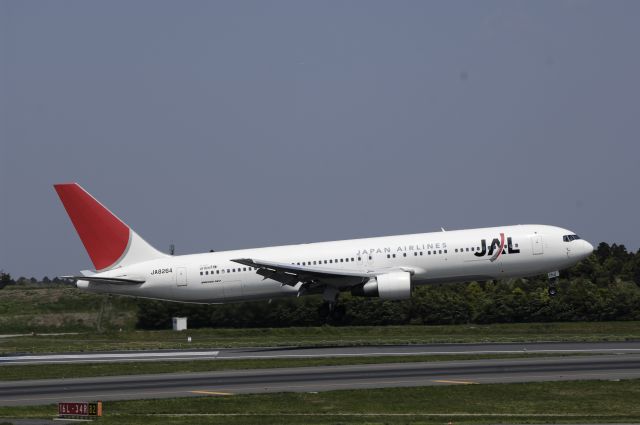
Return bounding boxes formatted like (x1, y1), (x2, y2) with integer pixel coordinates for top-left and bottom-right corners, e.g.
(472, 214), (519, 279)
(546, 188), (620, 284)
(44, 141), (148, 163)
(318, 302), (346, 321)
(548, 270), (559, 296)
(318, 287), (346, 321)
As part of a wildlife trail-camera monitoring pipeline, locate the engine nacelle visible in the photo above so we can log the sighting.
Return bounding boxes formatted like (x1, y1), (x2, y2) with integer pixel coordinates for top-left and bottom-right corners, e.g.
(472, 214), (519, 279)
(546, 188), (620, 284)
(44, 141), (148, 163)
(351, 271), (412, 300)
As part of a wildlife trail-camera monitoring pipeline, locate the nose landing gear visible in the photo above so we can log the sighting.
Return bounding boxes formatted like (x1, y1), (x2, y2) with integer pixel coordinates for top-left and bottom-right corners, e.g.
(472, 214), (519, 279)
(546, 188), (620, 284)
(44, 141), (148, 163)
(548, 270), (559, 296)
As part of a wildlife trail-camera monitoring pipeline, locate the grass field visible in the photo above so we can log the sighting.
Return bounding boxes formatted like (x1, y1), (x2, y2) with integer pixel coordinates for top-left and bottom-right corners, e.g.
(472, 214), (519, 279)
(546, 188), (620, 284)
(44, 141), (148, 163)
(0, 285), (137, 333)
(0, 379), (638, 424)
(2, 320), (640, 355)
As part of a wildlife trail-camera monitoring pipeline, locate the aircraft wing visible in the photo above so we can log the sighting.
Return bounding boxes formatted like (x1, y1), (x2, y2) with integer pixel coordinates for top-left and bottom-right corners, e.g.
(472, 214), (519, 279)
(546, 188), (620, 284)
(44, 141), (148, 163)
(231, 258), (374, 289)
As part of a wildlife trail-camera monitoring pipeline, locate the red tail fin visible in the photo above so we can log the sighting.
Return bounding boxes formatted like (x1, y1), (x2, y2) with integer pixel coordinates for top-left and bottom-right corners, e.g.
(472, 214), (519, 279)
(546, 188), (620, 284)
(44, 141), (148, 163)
(54, 183), (130, 270)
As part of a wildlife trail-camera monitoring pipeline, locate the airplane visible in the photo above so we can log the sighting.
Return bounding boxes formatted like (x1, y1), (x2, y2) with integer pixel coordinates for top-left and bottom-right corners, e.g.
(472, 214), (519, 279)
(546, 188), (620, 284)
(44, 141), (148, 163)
(55, 183), (594, 316)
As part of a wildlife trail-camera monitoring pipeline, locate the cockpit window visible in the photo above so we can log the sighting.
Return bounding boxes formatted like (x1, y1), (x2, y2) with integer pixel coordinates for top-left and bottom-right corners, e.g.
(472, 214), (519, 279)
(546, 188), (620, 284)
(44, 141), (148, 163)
(563, 234), (581, 242)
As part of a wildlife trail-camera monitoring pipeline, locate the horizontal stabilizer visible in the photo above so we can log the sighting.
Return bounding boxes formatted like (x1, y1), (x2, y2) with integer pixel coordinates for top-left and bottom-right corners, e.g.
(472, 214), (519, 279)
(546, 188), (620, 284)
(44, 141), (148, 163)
(60, 275), (145, 285)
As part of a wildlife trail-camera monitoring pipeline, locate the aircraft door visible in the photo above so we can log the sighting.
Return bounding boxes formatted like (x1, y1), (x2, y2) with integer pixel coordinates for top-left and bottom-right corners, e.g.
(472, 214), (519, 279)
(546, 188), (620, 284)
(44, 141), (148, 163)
(358, 253), (374, 269)
(531, 235), (544, 255)
(176, 267), (187, 286)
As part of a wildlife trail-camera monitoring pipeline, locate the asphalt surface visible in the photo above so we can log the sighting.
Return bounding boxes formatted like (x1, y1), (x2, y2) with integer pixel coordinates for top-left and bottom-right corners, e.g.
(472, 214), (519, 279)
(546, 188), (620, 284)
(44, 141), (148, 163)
(3, 341), (640, 364)
(1, 354), (640, 406)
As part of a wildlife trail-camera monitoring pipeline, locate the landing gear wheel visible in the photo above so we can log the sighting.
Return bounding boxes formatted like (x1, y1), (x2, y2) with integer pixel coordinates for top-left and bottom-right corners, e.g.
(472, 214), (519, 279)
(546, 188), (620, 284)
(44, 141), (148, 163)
(547, 271), (559, 297)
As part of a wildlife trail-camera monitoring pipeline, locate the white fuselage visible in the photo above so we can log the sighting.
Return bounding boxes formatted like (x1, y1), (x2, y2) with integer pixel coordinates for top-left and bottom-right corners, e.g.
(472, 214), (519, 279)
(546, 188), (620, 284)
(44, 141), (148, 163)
(79, 224), (593, 303)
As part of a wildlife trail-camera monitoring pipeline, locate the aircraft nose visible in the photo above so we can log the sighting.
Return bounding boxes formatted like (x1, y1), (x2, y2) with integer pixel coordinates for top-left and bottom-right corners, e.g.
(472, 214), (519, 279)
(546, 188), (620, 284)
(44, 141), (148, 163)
(580, 240), (594, 259)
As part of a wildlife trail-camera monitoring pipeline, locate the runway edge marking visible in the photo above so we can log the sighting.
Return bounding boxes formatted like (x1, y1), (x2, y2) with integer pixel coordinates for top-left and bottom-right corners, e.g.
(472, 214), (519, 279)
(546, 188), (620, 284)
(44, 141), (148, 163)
(190, 390), (234, 396)
(432, 379), (478, 385)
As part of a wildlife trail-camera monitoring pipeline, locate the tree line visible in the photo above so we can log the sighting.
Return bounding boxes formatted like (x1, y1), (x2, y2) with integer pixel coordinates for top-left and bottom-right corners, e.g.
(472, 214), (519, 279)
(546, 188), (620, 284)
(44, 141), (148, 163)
(3, 242), (639, 328)
(135, 242), (640, 329)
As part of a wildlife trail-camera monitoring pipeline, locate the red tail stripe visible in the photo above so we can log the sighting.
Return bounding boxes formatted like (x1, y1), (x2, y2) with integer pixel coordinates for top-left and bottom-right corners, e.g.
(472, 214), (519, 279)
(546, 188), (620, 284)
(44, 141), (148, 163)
(54, 183), (130, 270)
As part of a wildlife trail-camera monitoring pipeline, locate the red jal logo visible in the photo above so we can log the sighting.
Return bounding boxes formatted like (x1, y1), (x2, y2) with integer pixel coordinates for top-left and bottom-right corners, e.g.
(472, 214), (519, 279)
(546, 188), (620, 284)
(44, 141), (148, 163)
(474, 233), (520, 262)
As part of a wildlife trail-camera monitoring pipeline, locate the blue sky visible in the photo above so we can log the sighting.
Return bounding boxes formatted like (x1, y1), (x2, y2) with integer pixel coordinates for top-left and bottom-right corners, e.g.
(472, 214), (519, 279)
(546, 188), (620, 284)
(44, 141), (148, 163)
(1, 1), (639, 278)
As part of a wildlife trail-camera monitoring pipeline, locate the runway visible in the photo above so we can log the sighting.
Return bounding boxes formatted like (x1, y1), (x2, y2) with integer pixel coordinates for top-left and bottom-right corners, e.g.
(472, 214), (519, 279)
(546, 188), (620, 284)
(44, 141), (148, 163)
(3, 341), (640, 364)
(1, 354), (640, 406)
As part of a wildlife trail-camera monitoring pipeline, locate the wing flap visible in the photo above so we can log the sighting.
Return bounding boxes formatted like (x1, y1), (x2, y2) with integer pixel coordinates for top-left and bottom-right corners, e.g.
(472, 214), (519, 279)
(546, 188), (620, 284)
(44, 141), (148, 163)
(231, 258), (372, 289)
(233, 258), (373, 278)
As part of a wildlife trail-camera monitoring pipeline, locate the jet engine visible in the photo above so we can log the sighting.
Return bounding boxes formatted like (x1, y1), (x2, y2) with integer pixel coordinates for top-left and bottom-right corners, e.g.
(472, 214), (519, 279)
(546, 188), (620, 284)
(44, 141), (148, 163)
(351, 271), (412, 300)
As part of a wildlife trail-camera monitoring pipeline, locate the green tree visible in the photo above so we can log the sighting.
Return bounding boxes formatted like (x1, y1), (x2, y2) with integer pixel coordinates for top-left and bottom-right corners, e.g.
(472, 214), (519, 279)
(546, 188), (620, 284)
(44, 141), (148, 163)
(0, 270), (12, 289)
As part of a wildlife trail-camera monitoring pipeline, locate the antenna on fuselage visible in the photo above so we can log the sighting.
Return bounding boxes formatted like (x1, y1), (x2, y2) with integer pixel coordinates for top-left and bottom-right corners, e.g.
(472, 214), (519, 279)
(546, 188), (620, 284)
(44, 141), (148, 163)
(170, 243), (175, 256)
(441, 227), (446, 232)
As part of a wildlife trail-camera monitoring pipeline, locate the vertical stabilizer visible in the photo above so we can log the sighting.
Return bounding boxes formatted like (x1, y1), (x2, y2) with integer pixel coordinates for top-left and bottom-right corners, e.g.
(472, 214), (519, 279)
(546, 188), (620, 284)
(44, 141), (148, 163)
(54, 183), (168, 271)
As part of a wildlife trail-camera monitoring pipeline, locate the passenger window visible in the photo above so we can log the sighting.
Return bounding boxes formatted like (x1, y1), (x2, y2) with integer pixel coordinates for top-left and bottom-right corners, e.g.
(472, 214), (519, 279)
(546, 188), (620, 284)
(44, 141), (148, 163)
(420, 252), (423, 256)
(392, 254), (396, 258)
(357, 257), (361, 261)
(387, 254), (390, 258)
(403, 253), (406, 257)
(351, 258), (354, 262)
(340, 259), (343, 262)
(368, 256), (372, 260)
(200, 271), (203, 276)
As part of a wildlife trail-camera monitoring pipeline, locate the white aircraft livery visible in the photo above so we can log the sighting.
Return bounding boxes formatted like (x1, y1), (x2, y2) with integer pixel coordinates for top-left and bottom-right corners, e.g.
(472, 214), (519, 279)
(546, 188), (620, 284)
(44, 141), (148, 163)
(55, 183), (594, 308)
